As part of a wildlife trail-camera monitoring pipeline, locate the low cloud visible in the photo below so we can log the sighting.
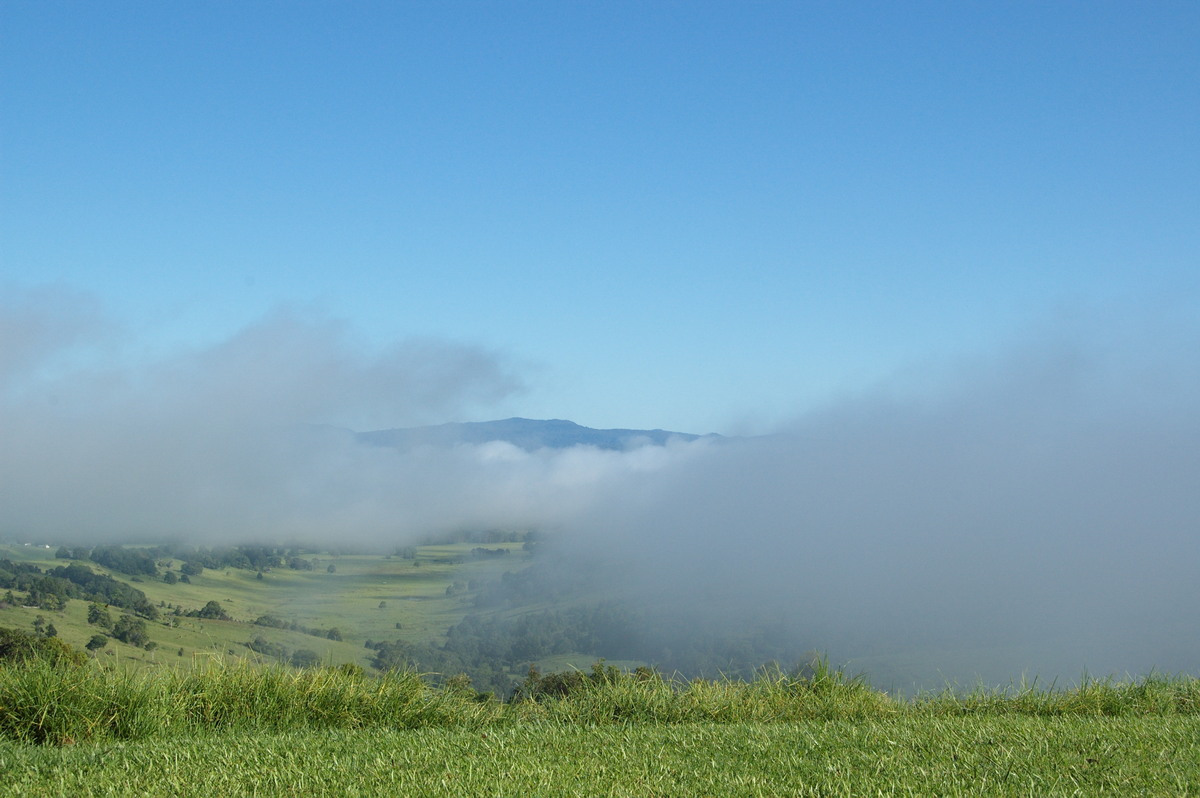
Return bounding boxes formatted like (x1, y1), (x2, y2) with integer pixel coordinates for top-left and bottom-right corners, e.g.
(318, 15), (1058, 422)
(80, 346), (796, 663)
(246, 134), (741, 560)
(560, 313), (1200, 686)
(0, 296), (528, 541)
(3, 288), (1197, 686)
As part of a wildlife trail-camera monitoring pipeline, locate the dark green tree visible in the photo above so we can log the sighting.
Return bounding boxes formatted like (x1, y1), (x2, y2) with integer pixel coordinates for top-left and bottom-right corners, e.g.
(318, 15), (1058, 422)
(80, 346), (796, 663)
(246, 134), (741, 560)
(87, 602), (113, 629)
(0, 626), (86, 667)
(197, 600), (230, 620)
(112, 614), (150, 647)
(290, 649), (320, 668)
(89, 545), (158, 576)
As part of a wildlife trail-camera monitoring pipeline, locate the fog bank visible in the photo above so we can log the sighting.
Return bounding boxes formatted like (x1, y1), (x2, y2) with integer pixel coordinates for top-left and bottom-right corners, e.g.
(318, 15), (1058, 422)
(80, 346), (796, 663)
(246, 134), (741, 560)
(3, 289), (1198, 686)
(562, 318), (1200, 686)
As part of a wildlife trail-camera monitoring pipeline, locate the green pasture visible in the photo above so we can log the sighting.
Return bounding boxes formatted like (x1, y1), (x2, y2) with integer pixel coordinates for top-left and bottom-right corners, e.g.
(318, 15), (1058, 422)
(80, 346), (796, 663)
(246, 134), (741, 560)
(0, 541), (529, 672)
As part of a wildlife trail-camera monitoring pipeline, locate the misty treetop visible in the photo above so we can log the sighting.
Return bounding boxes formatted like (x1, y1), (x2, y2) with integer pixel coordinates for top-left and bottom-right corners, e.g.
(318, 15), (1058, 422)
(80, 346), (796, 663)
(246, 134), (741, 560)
(52, 542), (330, 576)
(87, 545), (158, 577)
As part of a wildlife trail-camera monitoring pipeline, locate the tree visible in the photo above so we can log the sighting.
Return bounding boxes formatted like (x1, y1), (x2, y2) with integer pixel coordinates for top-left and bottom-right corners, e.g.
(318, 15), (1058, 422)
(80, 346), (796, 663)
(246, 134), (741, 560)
(35, 592), (65, 611)
(197, 600), (230, 620)
(51, 564), (157, 619)
(88, 602), (113, 629)
(290, 649), (320, 668)
(89, 545), (158, 577)
(163, 570), (178, 585)
(112, 614), (150, 647)
(247, 635), (289, 661)
(86, 634), (109, 652)
(0, 626), (86, 667)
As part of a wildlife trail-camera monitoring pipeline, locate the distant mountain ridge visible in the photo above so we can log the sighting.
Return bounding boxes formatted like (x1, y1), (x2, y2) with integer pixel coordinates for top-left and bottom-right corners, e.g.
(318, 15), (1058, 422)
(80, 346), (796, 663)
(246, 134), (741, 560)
(358, 417), (716, 452)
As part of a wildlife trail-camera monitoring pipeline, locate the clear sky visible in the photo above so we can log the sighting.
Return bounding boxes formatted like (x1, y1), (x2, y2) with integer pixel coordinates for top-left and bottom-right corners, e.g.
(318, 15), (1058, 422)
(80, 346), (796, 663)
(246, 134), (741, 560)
(2, 1), (1197, 434)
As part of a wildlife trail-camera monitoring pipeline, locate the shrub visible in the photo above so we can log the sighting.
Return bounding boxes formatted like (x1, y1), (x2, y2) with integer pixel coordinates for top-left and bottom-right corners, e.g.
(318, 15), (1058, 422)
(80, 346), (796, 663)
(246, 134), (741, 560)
(0, 626), (86, 668)
(515, 660), (622, 701)
(246, 636), (289, 662)
(334, 662), (365, 678)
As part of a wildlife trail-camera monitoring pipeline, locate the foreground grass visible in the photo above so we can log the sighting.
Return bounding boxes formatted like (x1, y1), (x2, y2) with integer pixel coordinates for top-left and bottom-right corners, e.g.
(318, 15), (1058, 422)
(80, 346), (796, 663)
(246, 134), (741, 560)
(2, 718), (1198, 797)
(3, 657), (1199, 744)
(0, 660), (501, 745)
(2, 661), (1198, 795)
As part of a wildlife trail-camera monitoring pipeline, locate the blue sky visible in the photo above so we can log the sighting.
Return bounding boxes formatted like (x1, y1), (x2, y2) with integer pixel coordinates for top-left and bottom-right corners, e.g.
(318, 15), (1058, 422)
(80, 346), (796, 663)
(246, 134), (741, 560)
(2, 1), (1197, 434)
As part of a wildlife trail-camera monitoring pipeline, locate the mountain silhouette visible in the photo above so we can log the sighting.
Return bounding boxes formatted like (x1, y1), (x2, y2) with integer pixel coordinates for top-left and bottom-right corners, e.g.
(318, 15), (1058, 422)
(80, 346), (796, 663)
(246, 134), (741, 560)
(357, 417), (715, 452)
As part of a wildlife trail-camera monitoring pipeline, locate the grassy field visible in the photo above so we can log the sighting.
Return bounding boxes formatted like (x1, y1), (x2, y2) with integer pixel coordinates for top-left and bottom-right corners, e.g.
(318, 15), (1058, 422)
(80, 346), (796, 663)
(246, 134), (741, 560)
(1, 660), (1198, 796)
(0, 541), (531, 673)
(4, 717), (1198, 797)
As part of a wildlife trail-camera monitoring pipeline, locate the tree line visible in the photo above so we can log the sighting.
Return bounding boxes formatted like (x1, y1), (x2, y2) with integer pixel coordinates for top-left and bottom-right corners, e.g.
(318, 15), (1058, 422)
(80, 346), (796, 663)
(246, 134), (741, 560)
(0, 559), (159, 619)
